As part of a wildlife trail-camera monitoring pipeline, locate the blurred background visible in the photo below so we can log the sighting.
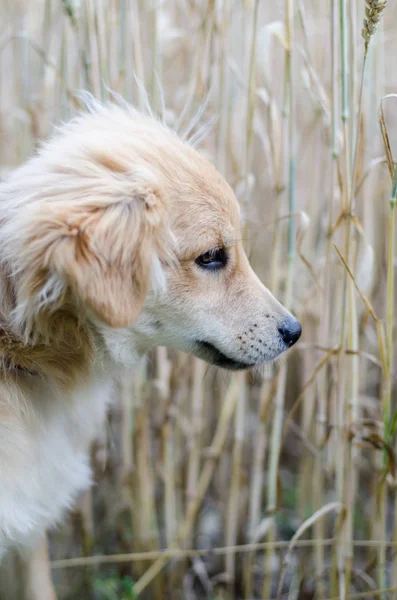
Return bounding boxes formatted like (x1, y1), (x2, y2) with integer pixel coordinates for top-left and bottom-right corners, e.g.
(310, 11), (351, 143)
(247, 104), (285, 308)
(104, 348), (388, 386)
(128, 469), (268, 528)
(1, 0), (397, 598)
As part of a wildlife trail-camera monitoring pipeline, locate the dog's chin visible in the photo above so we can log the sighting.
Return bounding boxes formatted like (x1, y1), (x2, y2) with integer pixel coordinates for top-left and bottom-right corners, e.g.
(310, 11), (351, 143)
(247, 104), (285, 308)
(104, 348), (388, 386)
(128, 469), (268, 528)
(194, 341), (256, 371)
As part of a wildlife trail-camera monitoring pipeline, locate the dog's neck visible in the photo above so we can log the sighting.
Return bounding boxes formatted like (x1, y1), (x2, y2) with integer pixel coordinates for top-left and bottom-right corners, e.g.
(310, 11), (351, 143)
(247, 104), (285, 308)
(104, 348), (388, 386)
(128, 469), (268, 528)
(0, 268), (145, 384)
(0, 336), (39, 375)
(0, 263), (107, 384)
(0, 312), (100, 386)
(0, 321), (39, 373)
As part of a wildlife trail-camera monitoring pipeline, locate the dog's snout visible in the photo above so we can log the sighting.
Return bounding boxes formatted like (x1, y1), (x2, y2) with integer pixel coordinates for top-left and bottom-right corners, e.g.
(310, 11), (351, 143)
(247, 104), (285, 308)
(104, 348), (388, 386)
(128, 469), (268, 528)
(278, 318), (302, 348)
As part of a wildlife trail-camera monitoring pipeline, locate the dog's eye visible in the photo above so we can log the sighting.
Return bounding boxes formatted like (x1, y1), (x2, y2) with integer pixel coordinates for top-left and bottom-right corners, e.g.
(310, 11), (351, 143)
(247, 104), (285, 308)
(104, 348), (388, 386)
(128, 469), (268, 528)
(195, 248), (228, 271)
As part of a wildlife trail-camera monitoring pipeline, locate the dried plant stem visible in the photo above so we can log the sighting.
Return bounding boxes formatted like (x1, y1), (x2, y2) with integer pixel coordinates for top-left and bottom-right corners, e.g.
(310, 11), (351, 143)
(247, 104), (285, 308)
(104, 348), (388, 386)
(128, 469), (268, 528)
(384, 174), (396, 455)
(216, 0), (232, 174)
(297, 318), (316, 515)
(86, 0), (100, 97)
(95, 0), (108, 100)
(344, 267), (360, 595)
(349, 0), (358, 162)
(242, 0), (260, 219)
(266, 0), (295, 512)
(264, 1), (296, 595)
(277, 502), (344, 600)
(386, 167), (397, 596)
(333, 0), (384, 593)
(262, 520), (276, 600)
(51, 538), (347, 569)
(334, 0), (351, 595)
(226, 1), (259, 592)
(131, 0), (146, 110)
(377, 93), (395, 595)
(120, 374), (136, 576)
(186, 358), (205, 545)
(225, 372), (247, 588)
(157, 347), (175, 547)
(150, 0), (162, 115)
(133, 377), (241, 595)
(314, 1), (339, 593)
(131, 364), (161, 594)
(341, 4), (372, 594)
(248, 445), (268, 543)
(245, 374), (273, 598)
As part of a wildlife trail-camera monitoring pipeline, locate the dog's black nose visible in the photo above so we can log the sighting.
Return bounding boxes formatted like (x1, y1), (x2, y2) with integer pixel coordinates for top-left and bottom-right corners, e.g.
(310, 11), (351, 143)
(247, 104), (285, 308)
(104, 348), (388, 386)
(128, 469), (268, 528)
(278, 318), (302, 348)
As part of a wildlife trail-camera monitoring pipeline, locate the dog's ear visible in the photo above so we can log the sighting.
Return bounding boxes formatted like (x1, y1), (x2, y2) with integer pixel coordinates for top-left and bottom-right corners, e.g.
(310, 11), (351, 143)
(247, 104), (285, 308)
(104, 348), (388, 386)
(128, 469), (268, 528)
(23, 182), (169, 328)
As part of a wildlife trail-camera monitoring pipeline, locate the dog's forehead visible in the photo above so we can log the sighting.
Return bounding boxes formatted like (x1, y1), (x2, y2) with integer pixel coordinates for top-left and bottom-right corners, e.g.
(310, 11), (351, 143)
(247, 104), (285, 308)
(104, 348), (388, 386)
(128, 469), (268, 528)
(173, 165), (240, 222)
(162, 139), (241, 235)
(167, 181), (241, 258)
(169, 186), (240, 236)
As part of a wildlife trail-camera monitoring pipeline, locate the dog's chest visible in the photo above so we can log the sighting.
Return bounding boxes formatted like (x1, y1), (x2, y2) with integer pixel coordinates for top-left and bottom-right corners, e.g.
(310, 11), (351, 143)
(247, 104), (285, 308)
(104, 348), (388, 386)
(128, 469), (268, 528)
(0, 376), (114, 554)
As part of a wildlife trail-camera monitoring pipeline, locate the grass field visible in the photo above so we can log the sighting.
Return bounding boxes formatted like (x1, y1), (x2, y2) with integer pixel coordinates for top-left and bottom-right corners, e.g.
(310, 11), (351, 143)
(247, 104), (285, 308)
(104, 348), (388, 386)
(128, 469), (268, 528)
(1, 0), (397, 598)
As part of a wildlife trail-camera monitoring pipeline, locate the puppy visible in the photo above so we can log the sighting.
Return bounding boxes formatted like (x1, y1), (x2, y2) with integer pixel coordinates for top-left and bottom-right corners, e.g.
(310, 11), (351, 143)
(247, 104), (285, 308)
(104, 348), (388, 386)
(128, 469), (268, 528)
(0, 101), (301, 598)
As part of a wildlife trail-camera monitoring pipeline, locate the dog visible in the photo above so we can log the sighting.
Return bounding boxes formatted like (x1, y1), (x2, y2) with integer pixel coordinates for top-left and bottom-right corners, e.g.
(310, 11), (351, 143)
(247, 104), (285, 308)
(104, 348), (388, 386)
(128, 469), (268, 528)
(0, 101), (301, 598)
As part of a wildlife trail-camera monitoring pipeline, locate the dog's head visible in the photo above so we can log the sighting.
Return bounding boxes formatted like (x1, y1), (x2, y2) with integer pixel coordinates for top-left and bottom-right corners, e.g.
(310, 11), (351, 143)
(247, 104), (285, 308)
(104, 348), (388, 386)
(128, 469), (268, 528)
(1, 103), (300, 371)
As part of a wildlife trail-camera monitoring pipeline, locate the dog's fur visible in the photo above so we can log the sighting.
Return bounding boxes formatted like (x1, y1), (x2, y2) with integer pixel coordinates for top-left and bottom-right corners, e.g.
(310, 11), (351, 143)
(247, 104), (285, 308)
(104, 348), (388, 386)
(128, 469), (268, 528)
(0, 102), (300, 595)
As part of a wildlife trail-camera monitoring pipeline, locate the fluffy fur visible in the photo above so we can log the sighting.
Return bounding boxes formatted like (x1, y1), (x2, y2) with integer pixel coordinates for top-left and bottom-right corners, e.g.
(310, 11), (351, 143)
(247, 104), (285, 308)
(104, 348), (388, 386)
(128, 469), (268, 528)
(0, 101), (300, 597)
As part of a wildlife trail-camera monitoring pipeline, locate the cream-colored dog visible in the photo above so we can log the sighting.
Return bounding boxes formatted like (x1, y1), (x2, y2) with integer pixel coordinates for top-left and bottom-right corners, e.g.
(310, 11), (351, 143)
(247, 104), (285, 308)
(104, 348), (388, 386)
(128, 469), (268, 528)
(0, 102), (301, 598)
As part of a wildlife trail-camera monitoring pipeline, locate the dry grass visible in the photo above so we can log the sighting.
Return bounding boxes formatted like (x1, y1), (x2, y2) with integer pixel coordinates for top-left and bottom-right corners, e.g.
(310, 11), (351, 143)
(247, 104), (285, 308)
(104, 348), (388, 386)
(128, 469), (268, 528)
(1, 0), (397, 598)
